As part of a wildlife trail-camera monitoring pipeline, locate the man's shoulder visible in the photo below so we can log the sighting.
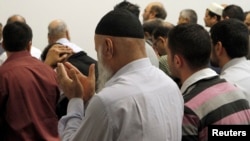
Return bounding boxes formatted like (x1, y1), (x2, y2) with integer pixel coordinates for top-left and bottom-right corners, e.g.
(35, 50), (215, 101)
(68, 51), (97, 63)
(67, 51), (97, 76)
(0, 57), (53, 75)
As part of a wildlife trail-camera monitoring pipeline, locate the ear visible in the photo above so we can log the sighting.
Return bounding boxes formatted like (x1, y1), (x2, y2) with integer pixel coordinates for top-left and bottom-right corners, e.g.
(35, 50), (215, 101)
(149, 11), (156, 18)
(48, 33), (55, 44)
(184, 18), (189, 23)
(103, 38), (114, 59)
(224, 16), (230, 20)
(26, 41), (32, 52)
(211, 16), (218, 21)
(158, 36), (166, 44)
(215, 41), (224, 56)
(66, 30), (70, 41)
(173, 54), (182, 68)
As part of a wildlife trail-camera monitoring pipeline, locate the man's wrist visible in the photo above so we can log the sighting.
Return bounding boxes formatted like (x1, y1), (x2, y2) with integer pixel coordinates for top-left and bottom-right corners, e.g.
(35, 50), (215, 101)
(67, 98), (84, 115)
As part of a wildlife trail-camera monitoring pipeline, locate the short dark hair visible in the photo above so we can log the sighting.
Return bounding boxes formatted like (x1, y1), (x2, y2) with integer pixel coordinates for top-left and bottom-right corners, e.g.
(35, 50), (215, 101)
(143, 18), (163, 36)
(152, 23), (173, 39)
(3, 22), (32, 52)
(222, 4), (244, 21)
(168, 23), (211, 69)
(114, 0), (140, 18)
(210, 19), (249, 58)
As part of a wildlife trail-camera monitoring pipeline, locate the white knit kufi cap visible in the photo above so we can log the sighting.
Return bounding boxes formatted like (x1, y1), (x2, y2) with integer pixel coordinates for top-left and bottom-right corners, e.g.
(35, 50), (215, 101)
(207, 2), (224, 16)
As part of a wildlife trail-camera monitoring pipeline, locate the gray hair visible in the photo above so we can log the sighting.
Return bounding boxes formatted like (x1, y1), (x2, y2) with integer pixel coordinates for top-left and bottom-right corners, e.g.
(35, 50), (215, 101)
(180, 9), (198, 24)
(48, 20), (67, 37)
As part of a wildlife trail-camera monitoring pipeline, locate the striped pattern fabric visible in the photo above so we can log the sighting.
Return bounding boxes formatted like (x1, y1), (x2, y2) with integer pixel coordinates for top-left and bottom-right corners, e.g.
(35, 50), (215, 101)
(159, 55), (170, 76)
(182, 76), (250, 141)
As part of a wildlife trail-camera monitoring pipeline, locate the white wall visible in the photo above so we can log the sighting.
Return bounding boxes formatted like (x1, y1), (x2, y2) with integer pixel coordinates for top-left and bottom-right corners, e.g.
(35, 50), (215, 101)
(0, 0), (249, 59)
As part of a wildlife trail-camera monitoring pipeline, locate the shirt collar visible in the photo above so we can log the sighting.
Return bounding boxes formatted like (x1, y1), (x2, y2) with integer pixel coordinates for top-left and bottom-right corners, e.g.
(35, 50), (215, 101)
(4, 50), (31, 62)
(56, 38), (69, 44)
(221, 57), (247, 72)
(56, 38), (83, 53)
(180, 68), (218, 94)
(105, 58), (151, 86)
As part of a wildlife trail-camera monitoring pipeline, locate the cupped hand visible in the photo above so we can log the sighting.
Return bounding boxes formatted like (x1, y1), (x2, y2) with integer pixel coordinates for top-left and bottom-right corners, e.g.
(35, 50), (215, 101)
(56, 62), (96, 102)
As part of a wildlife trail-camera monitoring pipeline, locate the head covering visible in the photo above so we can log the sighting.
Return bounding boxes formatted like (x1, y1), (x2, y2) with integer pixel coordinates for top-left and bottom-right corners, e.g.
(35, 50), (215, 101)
(95, 9), (144, 39)
(207, 2), (224, 16)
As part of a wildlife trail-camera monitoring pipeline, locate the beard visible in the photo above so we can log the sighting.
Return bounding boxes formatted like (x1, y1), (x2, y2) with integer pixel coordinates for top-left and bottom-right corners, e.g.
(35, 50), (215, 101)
(210, 52), (219, 67)
(96, 50), (113, 93)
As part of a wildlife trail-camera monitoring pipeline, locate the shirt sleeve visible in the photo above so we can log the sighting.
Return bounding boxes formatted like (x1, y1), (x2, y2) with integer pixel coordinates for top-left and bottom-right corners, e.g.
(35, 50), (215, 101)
(182, 106), (199, 141)
(0, 87), (7, 140)
(58, 96), (113, 141)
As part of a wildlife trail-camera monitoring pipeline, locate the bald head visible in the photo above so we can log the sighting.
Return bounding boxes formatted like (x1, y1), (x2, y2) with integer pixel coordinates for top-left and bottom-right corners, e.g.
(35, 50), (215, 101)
(148, 2), (164, 7)
(48, 19), (69, 44)
(7, 15), (26, 24)
(143, 2), (167, 22)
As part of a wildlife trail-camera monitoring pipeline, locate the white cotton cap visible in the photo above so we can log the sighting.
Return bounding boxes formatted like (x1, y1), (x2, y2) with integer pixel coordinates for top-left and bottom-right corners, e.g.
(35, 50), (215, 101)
(207, 2), (224, 16)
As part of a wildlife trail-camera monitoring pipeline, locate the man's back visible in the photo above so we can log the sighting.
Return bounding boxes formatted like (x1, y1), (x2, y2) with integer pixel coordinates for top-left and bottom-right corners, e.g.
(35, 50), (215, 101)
(0, 45), (42, 65)
(99, 59), (183, 140)
(182, 75), (250, 141)
(0, 51), (60, 141)
(58, 9), (184, 141)
(210, 19), (250, 103)
(63, 58), (184, 141)
(220, 57), (250, 101)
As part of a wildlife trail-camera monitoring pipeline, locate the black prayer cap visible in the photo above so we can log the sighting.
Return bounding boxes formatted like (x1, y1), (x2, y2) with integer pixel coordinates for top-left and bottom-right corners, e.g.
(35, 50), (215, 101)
(95, 9), (144, 39)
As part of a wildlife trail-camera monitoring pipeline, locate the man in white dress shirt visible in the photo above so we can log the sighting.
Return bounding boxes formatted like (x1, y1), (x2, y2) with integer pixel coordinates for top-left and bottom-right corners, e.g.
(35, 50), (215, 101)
(0, 15), (41, 65)
(57, 9), (184, 141)
(210, 18), (250, 102)
(48, 19), (83, 53)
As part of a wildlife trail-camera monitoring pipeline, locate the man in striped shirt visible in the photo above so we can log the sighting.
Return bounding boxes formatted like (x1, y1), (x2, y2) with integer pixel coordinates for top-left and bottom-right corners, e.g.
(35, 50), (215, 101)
(166, 23), (250, 141)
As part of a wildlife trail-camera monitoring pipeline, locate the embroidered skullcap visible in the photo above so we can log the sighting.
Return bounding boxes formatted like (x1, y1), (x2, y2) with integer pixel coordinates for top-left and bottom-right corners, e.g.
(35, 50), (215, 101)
(95, 9), (144, 39)
(208, 2), (224, 16)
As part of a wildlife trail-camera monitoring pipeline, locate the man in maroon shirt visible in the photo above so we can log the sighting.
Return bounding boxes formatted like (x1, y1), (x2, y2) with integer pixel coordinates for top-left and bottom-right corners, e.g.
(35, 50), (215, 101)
(0, 22), (60, 140)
